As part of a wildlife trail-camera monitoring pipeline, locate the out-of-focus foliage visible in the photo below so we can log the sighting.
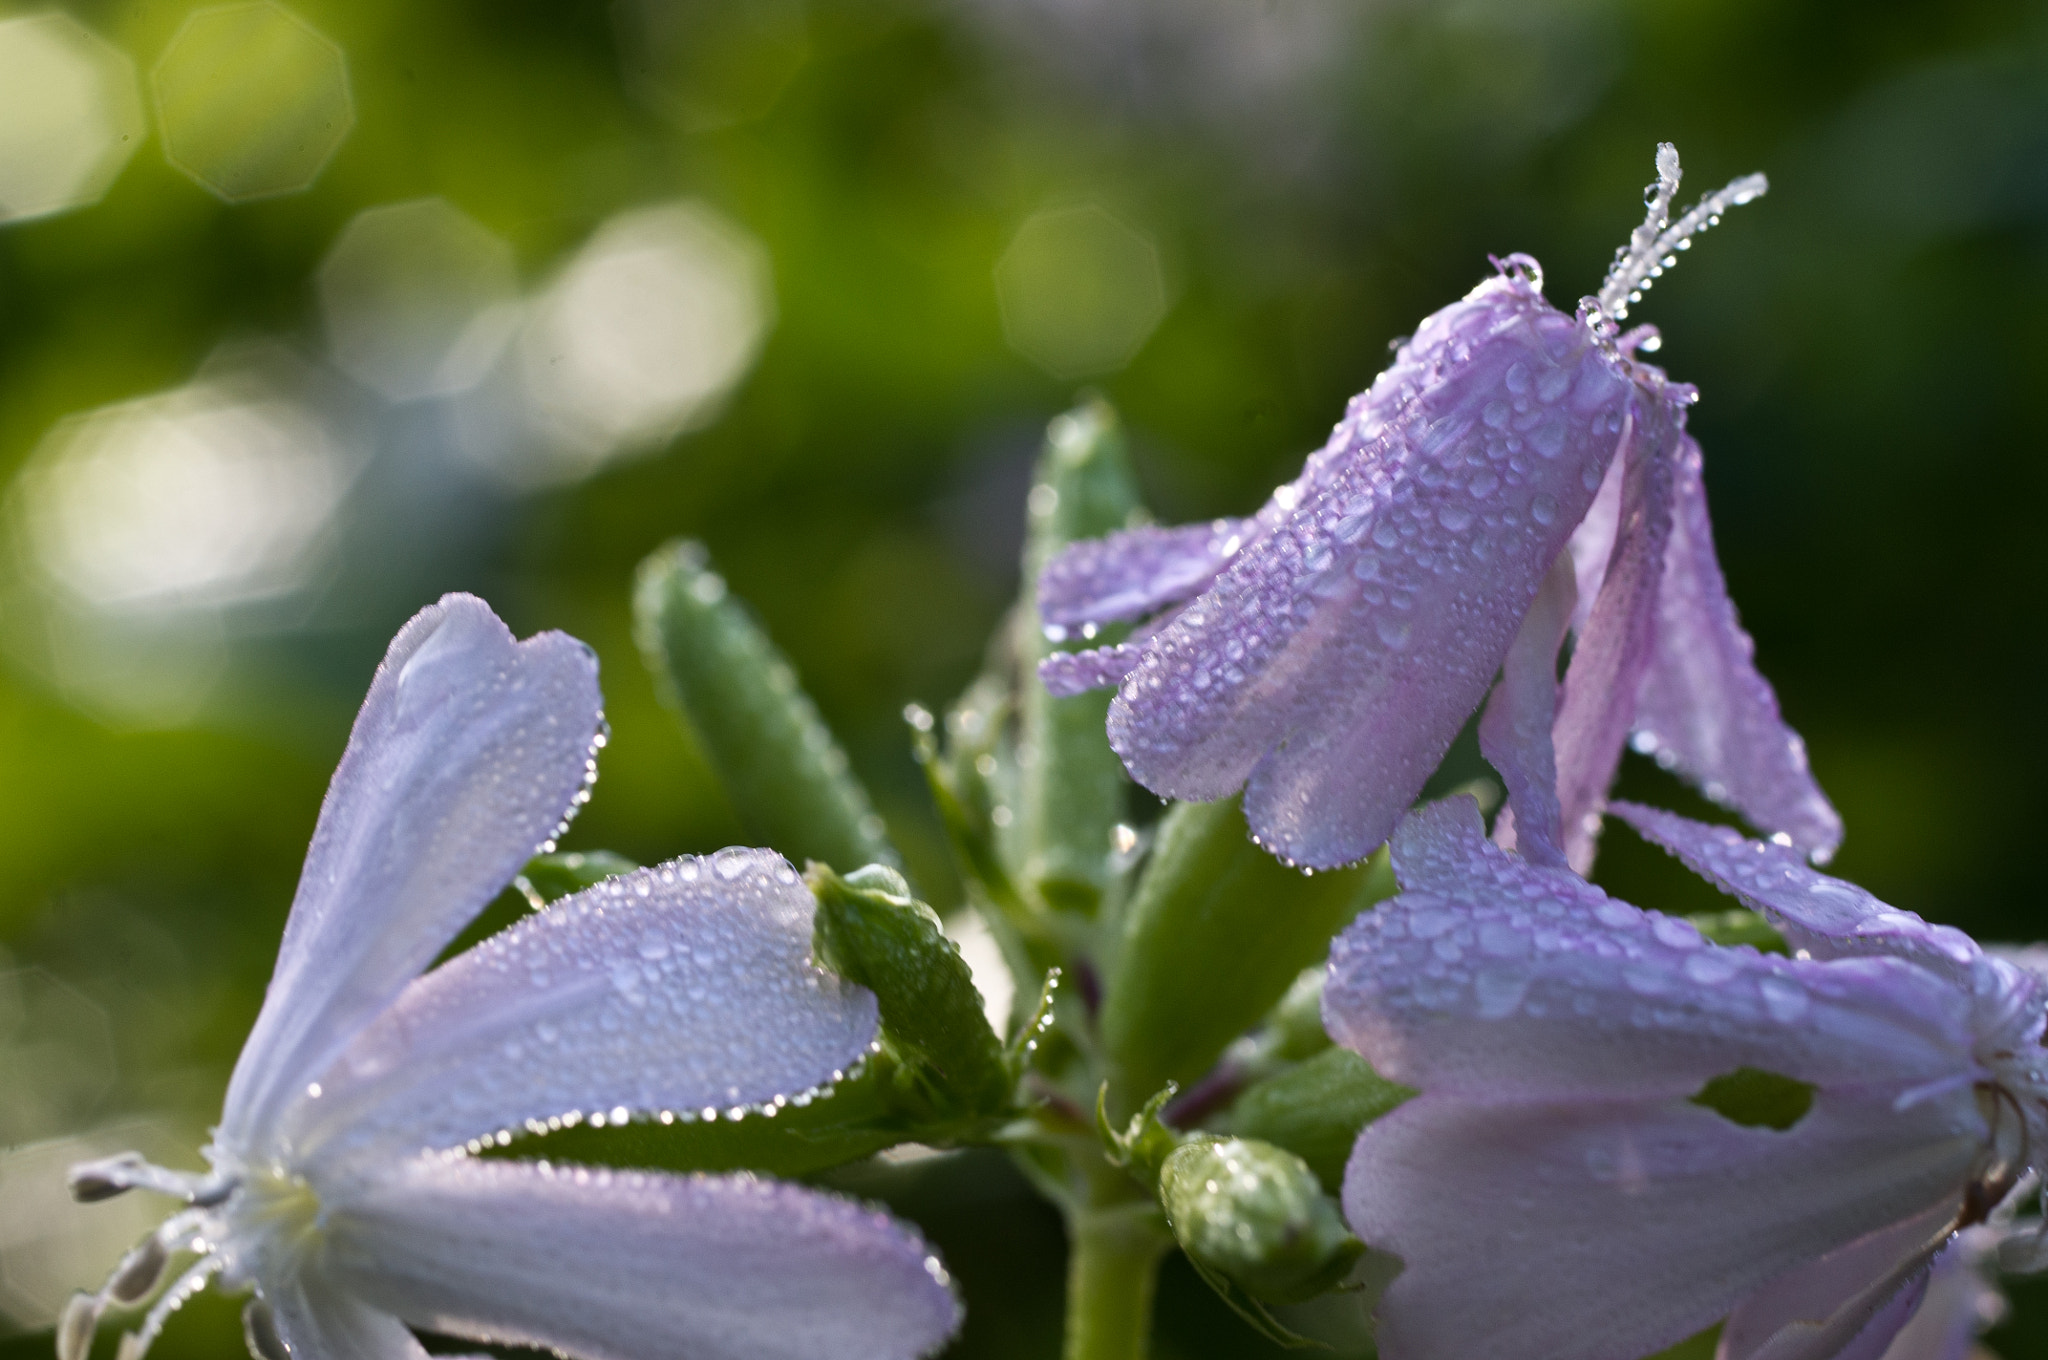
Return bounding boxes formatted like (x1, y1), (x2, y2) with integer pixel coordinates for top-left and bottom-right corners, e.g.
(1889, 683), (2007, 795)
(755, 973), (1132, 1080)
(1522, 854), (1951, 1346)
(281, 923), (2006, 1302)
(2, 0), (2046, 1356)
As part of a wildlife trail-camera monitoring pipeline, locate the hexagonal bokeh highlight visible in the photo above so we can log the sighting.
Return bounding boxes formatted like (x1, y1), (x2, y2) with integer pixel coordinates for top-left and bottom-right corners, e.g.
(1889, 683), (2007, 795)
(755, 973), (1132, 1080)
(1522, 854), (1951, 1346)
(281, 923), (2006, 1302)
(508, 199), (775, 483)
(152, 1), (352, 202)
(0, 14), (145, 224)
(318, 198), (519, 403)
(995, 204), (1169, 380)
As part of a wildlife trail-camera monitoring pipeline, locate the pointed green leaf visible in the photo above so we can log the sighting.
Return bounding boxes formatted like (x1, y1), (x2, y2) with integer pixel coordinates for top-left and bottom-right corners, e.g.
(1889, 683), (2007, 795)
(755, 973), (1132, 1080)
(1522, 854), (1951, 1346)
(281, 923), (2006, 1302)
(635, 539), (896, 872)
(1100, 797), (1393, 1117)
(1017, 400), (1142, 916)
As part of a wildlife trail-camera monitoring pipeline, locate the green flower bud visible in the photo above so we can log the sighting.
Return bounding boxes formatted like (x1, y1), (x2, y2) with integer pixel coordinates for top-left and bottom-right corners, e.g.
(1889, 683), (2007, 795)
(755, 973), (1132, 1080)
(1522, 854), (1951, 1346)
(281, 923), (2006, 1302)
(1158, 1136), (1363, 1304)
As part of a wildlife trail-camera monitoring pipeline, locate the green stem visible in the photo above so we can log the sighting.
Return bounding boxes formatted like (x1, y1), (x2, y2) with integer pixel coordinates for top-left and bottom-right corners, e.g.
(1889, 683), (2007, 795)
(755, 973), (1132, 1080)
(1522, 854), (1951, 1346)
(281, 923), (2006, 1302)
(1063, 1187), (1169, 1360)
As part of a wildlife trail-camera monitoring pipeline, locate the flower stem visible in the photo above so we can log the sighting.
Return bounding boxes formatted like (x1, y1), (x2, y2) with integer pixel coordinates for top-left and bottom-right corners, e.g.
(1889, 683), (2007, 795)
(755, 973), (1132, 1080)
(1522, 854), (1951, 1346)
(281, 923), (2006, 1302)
(1063, 1180), (1169, 1360)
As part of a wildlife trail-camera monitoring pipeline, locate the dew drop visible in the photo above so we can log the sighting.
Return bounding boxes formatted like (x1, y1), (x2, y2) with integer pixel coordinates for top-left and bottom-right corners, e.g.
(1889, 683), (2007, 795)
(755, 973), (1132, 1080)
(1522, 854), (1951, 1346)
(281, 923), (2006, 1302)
(1530, 494), (1558, 526)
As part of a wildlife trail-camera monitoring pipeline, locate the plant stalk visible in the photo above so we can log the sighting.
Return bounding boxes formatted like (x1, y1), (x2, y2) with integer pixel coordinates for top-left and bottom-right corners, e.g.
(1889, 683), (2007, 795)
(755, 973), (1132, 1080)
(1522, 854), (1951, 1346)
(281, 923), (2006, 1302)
(1062, 1179), (1169, 1360)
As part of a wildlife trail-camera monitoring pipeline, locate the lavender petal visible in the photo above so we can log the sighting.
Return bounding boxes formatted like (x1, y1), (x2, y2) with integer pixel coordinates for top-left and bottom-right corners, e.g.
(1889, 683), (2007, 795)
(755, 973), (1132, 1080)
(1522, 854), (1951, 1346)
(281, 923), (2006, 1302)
(1108, 271), (1634, 868)
(1479, 549), (1577, 867)
(1036, 520), (1251, 627)
(1038, 643), (1146, 697)
(1718, 1198), (1955, 1360)
(1630, 436), (1844, 861)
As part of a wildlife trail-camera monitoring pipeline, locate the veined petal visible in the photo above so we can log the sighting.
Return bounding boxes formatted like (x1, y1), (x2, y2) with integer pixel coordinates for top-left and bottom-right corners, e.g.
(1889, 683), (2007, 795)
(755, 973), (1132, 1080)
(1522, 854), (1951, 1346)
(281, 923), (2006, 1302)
(281, 850), (877, 1172)
(1610, 803), (1983, 985)
(267, 1271), (429, 1360)
(1323, 799), (1978, 1100)
(1566, 446), (1625, 634)
(1718, 1198), (1955, 1360)
(1480, 549), (1577, 867)
(1631, 438), (1843, 859)
(1872, 1229), (2005, 1360)
(1552, 392), (1682, 872)
(1037, 520), (1250, 627)
(1348, 1090), (1980, 1360)
(323, 1158), (961, 1360)
(1108, 274), (1633, 868)
(223, 595), (604, 1152)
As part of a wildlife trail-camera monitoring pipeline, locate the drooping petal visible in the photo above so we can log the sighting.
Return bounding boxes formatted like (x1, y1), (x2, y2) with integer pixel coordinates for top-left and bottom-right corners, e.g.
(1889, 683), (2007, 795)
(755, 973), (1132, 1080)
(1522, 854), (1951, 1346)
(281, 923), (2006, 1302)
(1039, 643), (1145, 698)
(1875, 1229), (2006, 1360)
(222, 595), (604, 1152)
(1106, 272), (1633, 868)
(1718, 1199), (1955, 1360)
(1323, 799), (1979, 1101)
(280, 850), (877, 1172)
(1630, 438), (1843, 860)
(1551, 391), (1682, 872)
(1480, 549), (1578, 867)
(1037, 520), (1250, 628)
(1609, 803), (1984, 986)
(1566, 444), (1626, 633)
(265, 1270), (430, 1360)
(1348, 1092), (1978, 1360)
(323, 1158), (961, 1360)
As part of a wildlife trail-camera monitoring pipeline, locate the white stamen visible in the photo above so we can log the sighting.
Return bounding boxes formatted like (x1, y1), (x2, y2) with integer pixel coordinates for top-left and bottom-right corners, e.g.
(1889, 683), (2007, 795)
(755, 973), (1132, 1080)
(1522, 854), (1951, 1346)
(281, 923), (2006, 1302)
(1596, 143), (1768, 321)
(117, 1255), (222, 1360)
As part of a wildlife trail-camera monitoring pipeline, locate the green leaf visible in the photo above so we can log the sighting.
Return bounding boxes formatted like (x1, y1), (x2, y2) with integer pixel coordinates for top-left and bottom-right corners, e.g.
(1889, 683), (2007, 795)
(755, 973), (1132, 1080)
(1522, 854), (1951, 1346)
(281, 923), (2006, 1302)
(1015, 400), (1142, 916)
(1158, 1137), (1363, 1305)
(808, 863), (1013, 1121)
(514, 850), (639, 906)
(1227, 1049), (1415, 1194)
(635, 539), (897, 872)
(1099, 797), (1394, 1117)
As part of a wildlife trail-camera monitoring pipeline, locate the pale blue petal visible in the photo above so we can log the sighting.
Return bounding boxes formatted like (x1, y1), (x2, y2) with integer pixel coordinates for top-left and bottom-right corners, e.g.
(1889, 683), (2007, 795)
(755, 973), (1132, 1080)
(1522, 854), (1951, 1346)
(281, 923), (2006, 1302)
(223, 595), (604, 1153)
(1871, 1231), (2005, 1360)
(1107, 273), (1634, 868)
(281, 849), (877, 1172)
(1631, 438), (1843, 860)
(1718, 1200), (1954, 1360)
(1348, 1093), (1977, 1360)
(1037, 520), (1250, 627)
(1609, 803), (1984, 985)
(1480, 549), (1577, 868)
(1324, 799), (1980, 1100)
(1551, 393), (1683, 872)
(266, 1271), (428, 1360)
(324, 1158), (961, 1360)
(1039, 643), (1145, 698)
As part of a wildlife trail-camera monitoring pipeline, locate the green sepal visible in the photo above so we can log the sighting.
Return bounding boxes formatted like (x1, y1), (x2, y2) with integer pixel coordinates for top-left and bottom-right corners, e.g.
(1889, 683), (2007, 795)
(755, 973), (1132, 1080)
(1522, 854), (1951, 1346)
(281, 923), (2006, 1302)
(635, 539), (897, 872)
(1686, 908), (1788, 953)
(1015, 400), (1142, 917)
(1097, 1082), (1180, 1189)
(906, 694), (1032, 927)
(1158, 1136), (1363, 1306)
(514, 850), (639, 907)
(1100, 798), (1395, 1117)
(808, 863), (1012, 1122)
(1179, 1254), (1324, 1351)
(1226, 1049), (1415, 1194)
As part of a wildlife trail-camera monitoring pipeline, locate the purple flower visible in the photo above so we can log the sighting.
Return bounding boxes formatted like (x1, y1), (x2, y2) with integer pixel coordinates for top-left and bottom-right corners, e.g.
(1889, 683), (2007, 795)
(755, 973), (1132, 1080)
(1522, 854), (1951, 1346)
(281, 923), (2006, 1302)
(60, 595), (960, 1360)
(1322, 796), (2045, 1360)
(1039, 146), (1839, 871)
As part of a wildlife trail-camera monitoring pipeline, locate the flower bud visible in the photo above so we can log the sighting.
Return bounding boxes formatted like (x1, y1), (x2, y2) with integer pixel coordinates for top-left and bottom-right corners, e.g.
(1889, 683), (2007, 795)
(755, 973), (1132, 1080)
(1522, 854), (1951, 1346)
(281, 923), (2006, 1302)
(1158, 1136), (1363, 1304)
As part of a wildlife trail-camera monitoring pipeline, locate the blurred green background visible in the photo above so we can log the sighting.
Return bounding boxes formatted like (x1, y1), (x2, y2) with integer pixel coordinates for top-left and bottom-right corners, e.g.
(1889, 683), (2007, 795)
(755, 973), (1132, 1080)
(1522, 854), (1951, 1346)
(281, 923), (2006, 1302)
(2, 0), (2046, 1355)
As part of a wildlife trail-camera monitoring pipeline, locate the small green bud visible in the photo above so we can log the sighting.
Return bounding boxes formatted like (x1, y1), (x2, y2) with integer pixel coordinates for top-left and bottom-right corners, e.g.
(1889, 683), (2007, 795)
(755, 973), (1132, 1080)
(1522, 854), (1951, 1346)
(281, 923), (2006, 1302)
(1158, 1137), (1364, 1304)
(636, 540), (897, 873)
(1227, 1048), (1415, 1193)
(808, 864), (1011, 1120)
(515, 850), (639, 907)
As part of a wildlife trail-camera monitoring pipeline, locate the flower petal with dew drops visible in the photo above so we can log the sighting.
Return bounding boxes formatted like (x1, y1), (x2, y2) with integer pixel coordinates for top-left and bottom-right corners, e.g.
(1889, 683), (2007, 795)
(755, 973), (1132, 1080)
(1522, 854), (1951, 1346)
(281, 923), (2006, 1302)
(1549, 393), (1682, 872)
(1346, 1094), (1974, 1360)
(1040, 642), (1147, 699)
(1630, 439), (1844, 861)
(1103, 269), (1633, 868)
(275, 849), (878, 1173)
(222, 594), (604, 1152)
(320, 1158), (960, 1360)
(1480, 549), (1578, 868)
(1038, 519), (1251, 629)
(1609, 802), (1983, 984)
(1324, 798), (1979, 1102)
